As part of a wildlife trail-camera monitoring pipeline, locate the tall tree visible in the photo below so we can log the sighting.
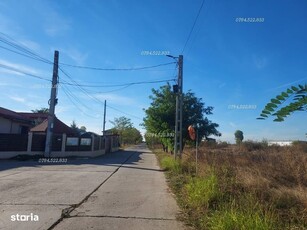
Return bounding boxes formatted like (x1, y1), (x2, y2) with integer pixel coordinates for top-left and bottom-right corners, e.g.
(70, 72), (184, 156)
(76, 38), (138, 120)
(70, 120), (78, 132)
(258, 84), (306, 121)
(235, 130), (244, 144)
(110, 116), (133, 130)
(110, 116), (142, 145)
(234, 130), (244, 144)
(143, 84), (221, 152)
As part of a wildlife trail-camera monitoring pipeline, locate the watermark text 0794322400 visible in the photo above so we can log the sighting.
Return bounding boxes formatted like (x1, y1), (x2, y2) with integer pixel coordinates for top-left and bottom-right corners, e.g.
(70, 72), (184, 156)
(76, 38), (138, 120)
(145, 132), (175, 138)
(235, 17), (264, 23)
(141, 50), (170, 56)
(38, 158), (67, 163)
(228, 104), (257, 110)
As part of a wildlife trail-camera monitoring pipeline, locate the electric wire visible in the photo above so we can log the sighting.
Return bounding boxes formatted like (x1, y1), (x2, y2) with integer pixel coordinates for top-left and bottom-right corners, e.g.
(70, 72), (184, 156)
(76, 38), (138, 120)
(0, 34), (176, 72)
(59, 67), (104, 105)
(0, 32), (52, 64)
(185, 0), (214, 58)
(181, 0), (206, 54)
(0, 32), (162, 122)
(61, 85), (101, 119)
(60, 83), (97, 112)
(106, 104), (143, 121)
(58, 61), (176, 71)
(59, 78), (176, 88)
(0, 63), (51, 82)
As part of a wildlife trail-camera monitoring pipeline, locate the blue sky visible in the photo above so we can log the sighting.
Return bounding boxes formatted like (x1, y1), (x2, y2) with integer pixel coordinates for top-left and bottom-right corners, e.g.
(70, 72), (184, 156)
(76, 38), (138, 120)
(0, 0), (306, 143)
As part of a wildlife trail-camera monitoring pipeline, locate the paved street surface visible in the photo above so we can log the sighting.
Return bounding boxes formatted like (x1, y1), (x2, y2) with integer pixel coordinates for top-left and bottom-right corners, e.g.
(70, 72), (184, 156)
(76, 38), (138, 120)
(0, 144), (186, 230)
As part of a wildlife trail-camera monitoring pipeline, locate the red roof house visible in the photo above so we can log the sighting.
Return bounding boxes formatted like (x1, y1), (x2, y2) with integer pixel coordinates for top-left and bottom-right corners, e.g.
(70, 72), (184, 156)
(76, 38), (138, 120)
(30, 117), (77, 135)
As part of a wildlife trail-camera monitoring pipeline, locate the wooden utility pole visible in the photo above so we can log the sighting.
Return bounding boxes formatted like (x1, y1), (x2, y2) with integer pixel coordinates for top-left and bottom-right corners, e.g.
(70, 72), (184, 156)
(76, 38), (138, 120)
(45, 50), (59, 157)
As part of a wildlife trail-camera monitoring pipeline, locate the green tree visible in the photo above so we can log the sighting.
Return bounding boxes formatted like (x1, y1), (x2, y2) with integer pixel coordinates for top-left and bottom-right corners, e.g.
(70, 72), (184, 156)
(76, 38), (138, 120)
(143, 84), (221, 152)
(258, 84), (306, 121)
(110, 116), (142, 145)
(31, 108), (49, 113)
(234, 130), (244, 144)
(70, 120), (78, 132)
(122, 127), (143, 145)
(80, 126), (87, 132)
(110, 116), (133, 130)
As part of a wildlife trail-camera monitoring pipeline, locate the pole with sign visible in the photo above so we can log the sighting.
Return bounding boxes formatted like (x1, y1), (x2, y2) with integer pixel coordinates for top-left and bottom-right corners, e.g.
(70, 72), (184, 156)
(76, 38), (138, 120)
(188, 125), (198, 174)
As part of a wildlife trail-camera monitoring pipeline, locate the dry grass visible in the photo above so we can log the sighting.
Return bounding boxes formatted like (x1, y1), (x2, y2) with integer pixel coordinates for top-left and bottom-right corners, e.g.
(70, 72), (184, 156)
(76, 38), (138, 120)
(183, 141), (307, 228)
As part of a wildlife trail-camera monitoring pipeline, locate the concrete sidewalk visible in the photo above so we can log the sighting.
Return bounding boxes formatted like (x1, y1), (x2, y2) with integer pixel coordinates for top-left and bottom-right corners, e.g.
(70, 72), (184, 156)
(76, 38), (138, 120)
(0, 144), (186, 230)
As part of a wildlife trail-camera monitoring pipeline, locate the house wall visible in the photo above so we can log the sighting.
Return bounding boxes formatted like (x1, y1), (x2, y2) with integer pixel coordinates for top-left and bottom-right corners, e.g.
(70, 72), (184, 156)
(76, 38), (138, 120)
(0, 117), (12, 133)
(0, 116), (26, 134)
(0, 133), (119, 159)
(11, 122), (21, 133)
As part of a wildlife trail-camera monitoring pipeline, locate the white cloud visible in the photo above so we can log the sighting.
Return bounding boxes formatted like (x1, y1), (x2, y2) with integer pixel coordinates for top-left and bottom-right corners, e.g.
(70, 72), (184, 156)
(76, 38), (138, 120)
(60, 48), (88, 65)
(0, 13), (22, 35)
(44, 10), (71, 37)
(19, 39), (41, 52)
(0, 59), (40, 76)
(94, 93), (137, 106)
(9, 96), (25, 103)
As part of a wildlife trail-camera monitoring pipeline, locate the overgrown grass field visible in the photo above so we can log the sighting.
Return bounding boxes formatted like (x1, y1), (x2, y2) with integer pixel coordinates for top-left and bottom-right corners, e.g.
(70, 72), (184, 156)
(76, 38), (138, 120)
(155, 141), (307, 230)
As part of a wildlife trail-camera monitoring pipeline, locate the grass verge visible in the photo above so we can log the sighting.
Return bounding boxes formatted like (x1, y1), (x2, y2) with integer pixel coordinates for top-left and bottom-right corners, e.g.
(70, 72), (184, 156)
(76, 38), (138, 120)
(154, 143), (307, 230)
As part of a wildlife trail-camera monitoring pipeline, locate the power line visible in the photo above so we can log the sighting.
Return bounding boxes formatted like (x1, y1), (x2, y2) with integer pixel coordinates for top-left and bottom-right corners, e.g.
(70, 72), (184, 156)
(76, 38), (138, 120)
(181, 0), (206, 54)
(59, 78), (176, 88)
(61, 85), (101, 119)
(61, 78), (143, 121)
(61, 84), (97, 112)
(1, 32), (176, 72)
(185, 0), (214, 58)
(61, 69), (143, 121)
(0, 45), (52, 64)
(0, 33), (176, 72)
(0, 32), (52, 65)
(0, 63), (51, 82)
(59, 67), (105, 105)
(59, 61), (176, 71)
(106, 104), (143, 121)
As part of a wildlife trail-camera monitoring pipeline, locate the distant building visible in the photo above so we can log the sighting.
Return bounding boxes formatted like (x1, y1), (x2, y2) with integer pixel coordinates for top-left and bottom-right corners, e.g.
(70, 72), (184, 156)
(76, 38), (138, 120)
(268, 141), (292, 146)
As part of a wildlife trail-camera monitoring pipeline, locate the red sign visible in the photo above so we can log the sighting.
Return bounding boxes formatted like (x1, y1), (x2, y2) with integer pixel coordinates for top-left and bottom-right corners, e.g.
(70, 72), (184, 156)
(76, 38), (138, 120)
(188, 125), (196, 140)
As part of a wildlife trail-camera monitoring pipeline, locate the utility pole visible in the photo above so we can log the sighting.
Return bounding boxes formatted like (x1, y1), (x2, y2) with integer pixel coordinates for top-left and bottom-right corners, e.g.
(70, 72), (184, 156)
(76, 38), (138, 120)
(103, 100), (106, 135)
(174, 55), (183, 159)
(45, 50), (59, 158)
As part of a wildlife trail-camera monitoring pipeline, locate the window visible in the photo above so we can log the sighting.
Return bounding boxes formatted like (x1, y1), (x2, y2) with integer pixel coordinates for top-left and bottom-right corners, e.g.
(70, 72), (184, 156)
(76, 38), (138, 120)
(66, 137), (79, 146)
(80, 138), (91, 146)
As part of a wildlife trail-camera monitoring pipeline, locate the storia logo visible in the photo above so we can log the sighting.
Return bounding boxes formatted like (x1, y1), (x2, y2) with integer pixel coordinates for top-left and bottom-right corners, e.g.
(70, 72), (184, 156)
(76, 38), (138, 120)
(11, 213), (39, 222)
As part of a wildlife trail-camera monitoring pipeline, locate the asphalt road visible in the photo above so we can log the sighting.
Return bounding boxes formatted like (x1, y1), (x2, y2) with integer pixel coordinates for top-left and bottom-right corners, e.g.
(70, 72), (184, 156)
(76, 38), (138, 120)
(0, 144), (186, 230)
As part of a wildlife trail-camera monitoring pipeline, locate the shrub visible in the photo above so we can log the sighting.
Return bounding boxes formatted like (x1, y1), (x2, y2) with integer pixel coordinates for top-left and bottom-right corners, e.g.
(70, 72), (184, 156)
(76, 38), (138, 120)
(292, 141), (307, 153)
(185, 172), (221, 209)
(161, 156), (181, 173)
(241, 140), (266, 151)
(206, 194), (275, 230)
(207, 207), (275, 230)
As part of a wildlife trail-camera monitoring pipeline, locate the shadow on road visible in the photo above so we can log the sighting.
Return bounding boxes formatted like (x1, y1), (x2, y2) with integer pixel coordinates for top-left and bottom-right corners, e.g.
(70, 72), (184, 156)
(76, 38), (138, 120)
(0, 148), (163, 173)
